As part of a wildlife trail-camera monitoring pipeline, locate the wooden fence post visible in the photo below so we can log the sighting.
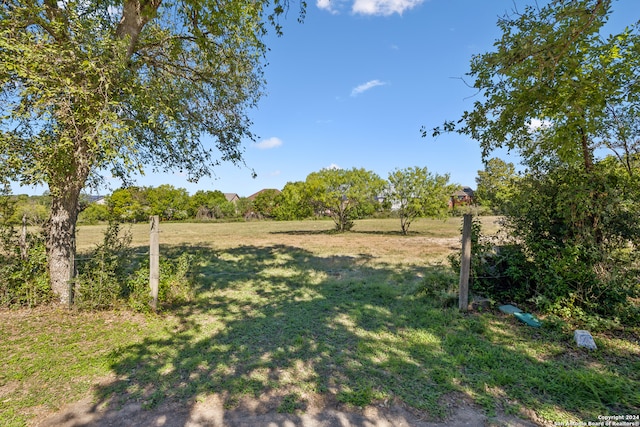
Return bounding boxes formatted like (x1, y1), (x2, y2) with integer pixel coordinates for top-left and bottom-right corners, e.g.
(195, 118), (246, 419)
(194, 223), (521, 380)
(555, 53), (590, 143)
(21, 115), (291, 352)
(150, 215), (160, 310)
(459, 213), (472, 311)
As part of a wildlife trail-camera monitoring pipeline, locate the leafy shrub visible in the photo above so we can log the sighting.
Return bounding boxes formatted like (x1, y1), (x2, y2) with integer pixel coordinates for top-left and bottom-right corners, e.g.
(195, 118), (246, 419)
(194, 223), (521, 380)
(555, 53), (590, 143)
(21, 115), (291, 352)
(73, 222), (134, 310)
(451, 162), (640, 326)
(0, 234), (52, 307)
(74, 222), (195, 312)
(503, 163), (640, 325)
(126, 254), (195, 312)
(414, 265), (459, 308)
(78, 203), (110, 224)
(0, 188), (52, 307)
(448, 217), (534, 304)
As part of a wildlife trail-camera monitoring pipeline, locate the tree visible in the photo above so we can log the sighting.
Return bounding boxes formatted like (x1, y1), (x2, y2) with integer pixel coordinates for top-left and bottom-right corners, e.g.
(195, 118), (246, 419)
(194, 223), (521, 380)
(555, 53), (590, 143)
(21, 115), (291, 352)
(106, 188), (148, 222)
(252, 189), (280, 219)
(273, 181), (312, 220)
(387, 167), (456, 235)
(428, 0), (640, 175)
(146, 185), (190, 221)
(79, 203), (110, 224)
(474, 158), (519, 214)
(189, 190), (230, 219)
(305, 167), (385, 232)
(0, 0), (304, 302)
(430, 0), (640, 322)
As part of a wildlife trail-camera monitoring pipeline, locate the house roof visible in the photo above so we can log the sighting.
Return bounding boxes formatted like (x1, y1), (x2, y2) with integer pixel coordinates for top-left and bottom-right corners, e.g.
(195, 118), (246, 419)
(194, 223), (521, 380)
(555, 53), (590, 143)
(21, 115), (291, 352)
(452, 187), (475, 197)
(224, 193), (240, 202)
(247, 188), (281, 201)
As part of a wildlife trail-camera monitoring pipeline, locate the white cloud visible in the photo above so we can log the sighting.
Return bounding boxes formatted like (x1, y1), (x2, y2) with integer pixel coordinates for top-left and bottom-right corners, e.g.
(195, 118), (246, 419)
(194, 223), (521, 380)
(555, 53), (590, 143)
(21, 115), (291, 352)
(317, 0), (424, 15)
(254, 137), (283, 149)
(527, 118), (552, 132)
(317, 0), (340, 14)
(327, 163), (342, 170)
(352, 0), (425, 16)
(350, 79), (386, 96)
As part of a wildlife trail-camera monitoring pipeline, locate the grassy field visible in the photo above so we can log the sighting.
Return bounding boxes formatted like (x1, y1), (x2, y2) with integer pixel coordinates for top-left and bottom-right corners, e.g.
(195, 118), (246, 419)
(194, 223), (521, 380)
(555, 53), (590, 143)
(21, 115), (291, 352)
(1, 217), (639, 426)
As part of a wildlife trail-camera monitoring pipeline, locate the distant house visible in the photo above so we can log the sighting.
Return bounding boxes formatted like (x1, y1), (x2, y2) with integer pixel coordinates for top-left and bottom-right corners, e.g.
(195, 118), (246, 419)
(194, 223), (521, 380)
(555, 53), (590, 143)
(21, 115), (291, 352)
(224, 193), (240, 203)
(84, 195), (106, 205)
(449, 186), (474, 208)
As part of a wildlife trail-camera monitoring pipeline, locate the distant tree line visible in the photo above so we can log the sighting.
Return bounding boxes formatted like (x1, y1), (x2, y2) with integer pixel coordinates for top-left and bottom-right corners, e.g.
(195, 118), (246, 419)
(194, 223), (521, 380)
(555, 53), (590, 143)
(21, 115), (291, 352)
(4, 166), (463, 234)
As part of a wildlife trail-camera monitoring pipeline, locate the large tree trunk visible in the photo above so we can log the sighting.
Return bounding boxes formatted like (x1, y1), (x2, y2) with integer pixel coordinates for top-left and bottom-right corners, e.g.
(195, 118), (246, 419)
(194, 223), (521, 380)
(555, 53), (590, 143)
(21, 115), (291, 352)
(46, 181), (83, 305)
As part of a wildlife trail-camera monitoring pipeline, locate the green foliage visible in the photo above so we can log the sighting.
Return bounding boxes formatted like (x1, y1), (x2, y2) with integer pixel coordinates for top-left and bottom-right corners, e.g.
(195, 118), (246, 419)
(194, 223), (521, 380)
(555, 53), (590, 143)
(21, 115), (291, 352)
(189, 190), (235, 220)
(74, 222), (135, 310)
(430, 0), (640, 172)
(0, 234), (51, 308)
(449, 217), (534, 304)
(126, 253), (195, 313)
(273, 181), (313, 221)
(107, 185), (195, 222)
(0, 0), (304, 189)
(78, 203), (110, 224)
(251, 189), (281, 219)
(474, 158), (519, 214)
(387, 166), (457, 234)
(106, 188), (149, 223)
(305, 167), (386, 232)
(146, 185), (190, 221)
(454, 162), (640, 325)
(504, 162), (640, 324)
(0, 187), (51, 307)
(74, 222), (194, 311)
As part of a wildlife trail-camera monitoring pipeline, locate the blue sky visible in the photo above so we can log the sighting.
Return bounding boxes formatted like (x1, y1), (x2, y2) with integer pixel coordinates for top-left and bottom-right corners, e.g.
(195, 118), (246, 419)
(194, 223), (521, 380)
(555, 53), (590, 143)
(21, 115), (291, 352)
(12, 0), (640, 197)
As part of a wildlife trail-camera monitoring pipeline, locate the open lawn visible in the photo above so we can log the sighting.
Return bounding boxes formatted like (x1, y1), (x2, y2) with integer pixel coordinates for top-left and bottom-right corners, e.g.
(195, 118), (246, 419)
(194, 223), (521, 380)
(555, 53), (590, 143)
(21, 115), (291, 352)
(1, 218), (639, 426)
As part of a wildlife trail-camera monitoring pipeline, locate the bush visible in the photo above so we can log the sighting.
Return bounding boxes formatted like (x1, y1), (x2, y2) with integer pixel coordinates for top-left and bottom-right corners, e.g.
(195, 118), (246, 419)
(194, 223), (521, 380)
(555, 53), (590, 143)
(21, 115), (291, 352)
(126, 254), (195, 312)
(73, 222), (134, 310)
(78, 203), (110, 224)
(414, 265), (459, 308)
(0, 188), (52, 307)
(452, 162), (640, 326)
(0, 234), (52, 308)
(449, 217), (534, 304)
(74, 222), (195, 312)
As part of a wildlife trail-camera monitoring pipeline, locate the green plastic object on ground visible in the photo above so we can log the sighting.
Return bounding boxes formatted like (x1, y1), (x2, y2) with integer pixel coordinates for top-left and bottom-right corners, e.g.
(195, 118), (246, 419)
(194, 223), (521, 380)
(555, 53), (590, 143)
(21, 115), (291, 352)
(513, 312), (542, 328)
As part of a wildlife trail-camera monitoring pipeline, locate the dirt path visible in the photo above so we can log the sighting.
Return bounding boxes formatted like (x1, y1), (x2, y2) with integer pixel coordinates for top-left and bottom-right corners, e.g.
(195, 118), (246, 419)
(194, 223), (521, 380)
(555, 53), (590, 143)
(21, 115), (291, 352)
(38, 393), (541, 427)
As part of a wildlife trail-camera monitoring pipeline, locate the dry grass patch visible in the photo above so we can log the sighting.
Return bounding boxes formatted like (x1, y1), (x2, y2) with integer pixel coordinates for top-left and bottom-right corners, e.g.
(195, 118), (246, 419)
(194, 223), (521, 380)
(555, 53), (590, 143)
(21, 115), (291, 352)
(75, 217), (495, 265)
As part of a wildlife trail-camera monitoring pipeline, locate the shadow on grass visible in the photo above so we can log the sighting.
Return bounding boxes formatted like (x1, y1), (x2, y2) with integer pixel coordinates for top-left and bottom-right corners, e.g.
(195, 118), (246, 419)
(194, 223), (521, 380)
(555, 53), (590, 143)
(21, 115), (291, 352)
(54, 244), (640, 426)
(270, 229), (425, 237)
(269, 229), (339, 236)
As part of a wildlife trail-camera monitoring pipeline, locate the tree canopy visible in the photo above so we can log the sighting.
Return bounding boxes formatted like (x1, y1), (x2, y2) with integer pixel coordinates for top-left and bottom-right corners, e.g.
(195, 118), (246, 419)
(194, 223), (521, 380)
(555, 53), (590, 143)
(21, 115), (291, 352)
(429, 0), (640, 174)
(305, 168), (385, 232)
(0, 0), (304, 302)
(386, 167), (456, 235)
(432, 0), (640, 323)
(474, 158), (519, 214)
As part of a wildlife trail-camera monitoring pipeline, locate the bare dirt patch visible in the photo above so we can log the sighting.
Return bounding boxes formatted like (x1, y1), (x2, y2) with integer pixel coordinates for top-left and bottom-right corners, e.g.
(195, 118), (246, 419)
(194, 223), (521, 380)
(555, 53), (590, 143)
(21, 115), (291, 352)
(38, 392), (540, 427)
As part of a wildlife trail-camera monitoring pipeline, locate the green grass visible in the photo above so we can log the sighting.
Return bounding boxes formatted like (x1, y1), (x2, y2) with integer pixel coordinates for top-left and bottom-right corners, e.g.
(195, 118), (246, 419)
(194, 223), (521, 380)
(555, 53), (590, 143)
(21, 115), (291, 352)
(1, 218), (639, 426)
